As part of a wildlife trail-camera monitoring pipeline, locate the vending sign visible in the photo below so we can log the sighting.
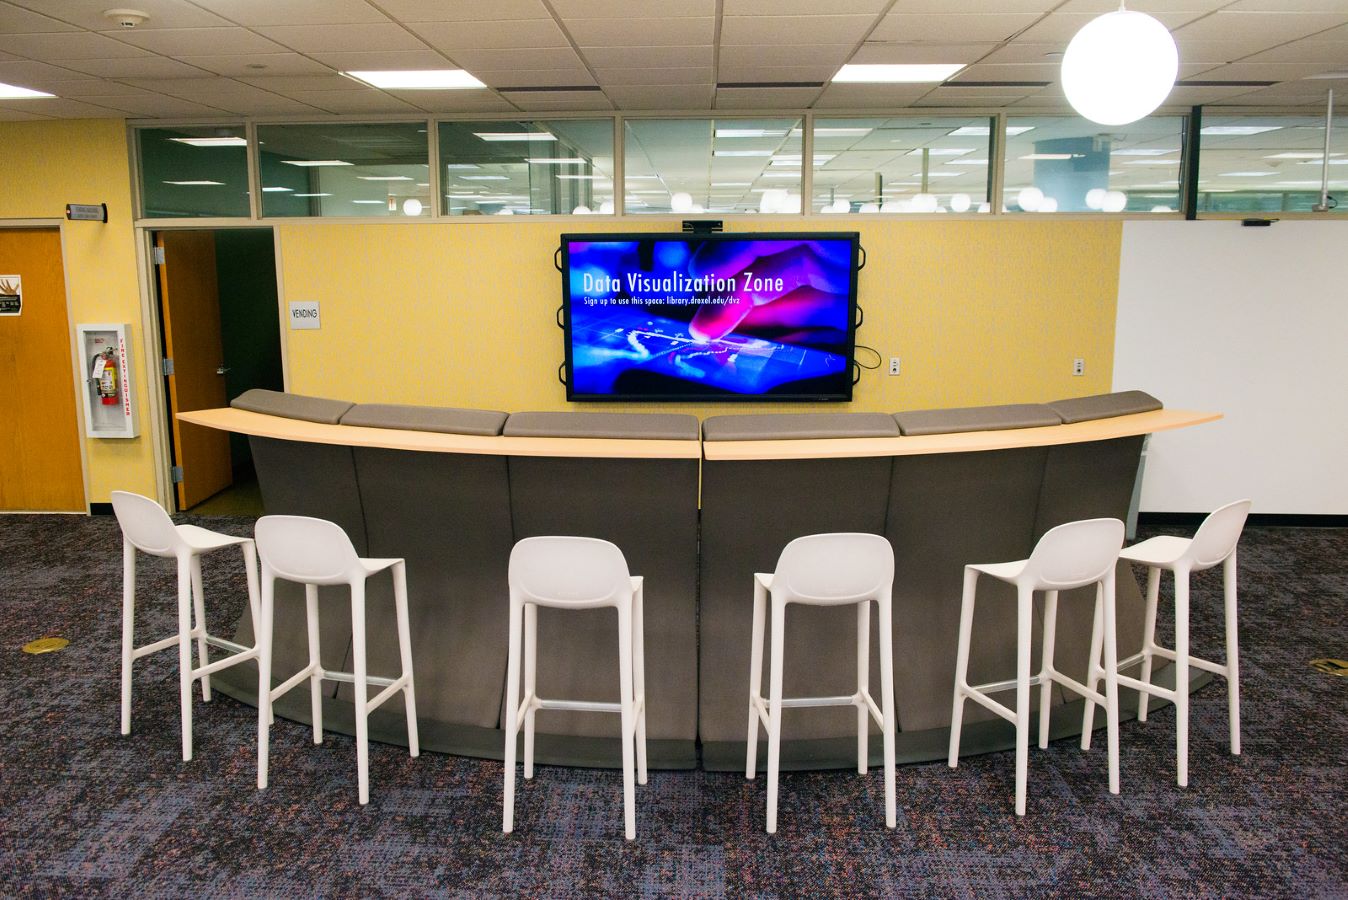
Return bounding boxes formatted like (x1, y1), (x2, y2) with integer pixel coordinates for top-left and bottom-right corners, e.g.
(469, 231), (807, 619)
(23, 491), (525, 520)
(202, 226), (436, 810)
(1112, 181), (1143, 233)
(0, 275), (20, 316)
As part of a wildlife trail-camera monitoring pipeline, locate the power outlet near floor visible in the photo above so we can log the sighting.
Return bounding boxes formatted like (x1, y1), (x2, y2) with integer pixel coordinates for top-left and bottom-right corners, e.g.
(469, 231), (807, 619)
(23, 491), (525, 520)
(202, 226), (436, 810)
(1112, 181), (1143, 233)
(1072, 357), (1085, 376)
(889, 356), (901, 376)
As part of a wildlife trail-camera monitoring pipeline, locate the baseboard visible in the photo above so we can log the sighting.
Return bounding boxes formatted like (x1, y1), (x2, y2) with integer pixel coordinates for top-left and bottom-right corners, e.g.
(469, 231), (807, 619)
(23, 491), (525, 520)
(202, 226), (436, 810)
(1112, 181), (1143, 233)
(89, 502), (113, 516)
(1139, 511), (1346, 528)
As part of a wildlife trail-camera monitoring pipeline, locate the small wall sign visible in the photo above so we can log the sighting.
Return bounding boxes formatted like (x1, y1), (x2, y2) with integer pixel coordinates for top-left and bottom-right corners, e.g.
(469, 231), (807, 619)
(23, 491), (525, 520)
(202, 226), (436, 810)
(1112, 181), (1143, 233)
(65, 203), (108, 223)
(289, 301), (321, 330)
(0, 275), (21, 316)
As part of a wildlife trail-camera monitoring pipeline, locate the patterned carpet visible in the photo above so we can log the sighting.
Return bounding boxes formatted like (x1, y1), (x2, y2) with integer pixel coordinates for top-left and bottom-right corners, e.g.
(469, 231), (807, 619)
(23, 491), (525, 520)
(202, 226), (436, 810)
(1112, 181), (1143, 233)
(1, 513), (1344, 898)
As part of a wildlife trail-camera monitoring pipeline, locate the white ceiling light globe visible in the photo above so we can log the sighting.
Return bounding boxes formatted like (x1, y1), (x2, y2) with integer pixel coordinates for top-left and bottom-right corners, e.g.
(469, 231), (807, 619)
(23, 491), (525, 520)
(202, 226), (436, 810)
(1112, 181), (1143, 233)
(880, 199), (902, 213)
(572, 204), (592, 215)
(1017, 186), (1044, 211)
(1039, 196), (1059, 213)
(670, 191), (694, 212)
(858, 202), (880, 213)
(598, 199), (614, 214)
(912, 193), (939, 213)
(949, 193), (972, 213)
(496, 207), (514, 215)
(1062, 9), (1178, 126)
(759, 189), (787, 213)
(977, 202), (991, 214)
(1085, 187), (1108, 210)
(1103, 190), (1128, 212)
(782, 194), (802, 214)
(402, 198), (423, 216)
(1150, 204), (1173, 213)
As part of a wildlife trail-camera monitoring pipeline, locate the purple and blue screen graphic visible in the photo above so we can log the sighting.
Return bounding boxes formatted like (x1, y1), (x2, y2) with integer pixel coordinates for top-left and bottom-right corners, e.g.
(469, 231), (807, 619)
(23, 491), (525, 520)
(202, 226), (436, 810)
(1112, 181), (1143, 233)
(564, 235), (856, 399)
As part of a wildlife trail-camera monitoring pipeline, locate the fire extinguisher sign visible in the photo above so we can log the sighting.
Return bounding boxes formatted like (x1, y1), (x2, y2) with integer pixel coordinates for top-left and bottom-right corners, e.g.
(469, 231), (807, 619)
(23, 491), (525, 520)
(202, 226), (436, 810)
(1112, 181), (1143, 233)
(0, 274), (20, 316)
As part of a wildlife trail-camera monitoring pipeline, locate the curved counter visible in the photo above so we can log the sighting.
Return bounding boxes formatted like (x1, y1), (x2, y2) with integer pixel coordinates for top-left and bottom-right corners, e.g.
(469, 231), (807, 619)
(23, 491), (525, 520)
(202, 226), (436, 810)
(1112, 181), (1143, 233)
(182, 392), (1219, 771)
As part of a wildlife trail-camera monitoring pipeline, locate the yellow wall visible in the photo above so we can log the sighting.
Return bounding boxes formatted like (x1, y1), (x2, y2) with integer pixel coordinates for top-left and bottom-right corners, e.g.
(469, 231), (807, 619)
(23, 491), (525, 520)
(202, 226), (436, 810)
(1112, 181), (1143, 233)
(279, 218), (1120, 414)
(0, 119), (155, 502)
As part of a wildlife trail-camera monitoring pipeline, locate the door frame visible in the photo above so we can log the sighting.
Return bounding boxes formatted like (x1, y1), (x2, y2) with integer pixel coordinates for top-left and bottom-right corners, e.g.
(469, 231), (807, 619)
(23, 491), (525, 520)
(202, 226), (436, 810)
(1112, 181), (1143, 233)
(0, 218), (91, 513)
(135, 223), (287, 512)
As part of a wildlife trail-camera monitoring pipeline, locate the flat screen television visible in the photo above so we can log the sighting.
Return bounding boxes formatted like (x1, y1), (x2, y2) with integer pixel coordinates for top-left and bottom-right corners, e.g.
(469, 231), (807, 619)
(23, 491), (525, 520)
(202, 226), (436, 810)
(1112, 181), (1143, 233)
(560, 232), (861, 402)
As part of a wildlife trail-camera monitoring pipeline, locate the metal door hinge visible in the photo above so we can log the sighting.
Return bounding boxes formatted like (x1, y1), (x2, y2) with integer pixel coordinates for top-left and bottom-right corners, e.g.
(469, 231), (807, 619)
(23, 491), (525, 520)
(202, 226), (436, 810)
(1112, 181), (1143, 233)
(152, 246), (165, 265)
(161, 358), (174, 376)
(170, 466), (184, 484)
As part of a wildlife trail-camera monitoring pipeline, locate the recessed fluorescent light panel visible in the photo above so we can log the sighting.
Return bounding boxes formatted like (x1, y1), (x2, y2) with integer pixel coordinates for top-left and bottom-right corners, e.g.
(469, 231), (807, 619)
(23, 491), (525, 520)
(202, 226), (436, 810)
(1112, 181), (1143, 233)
(1200, 125), (1281, 136)
(527, 158), (589, 165)
(164, 180), (223, 186)
(473, 132), (555, 141)
(169, 137), (247, 147)
(715, 129), (787, 138)
(281, 159), (352, 167)
(833, 64), (964, 83)
(948, 126), (1034, 136)
(261, 187), (293, 192)
(0, 81), (55, 99)
(909, 148), (974, 157)
(713, 150), (773, 157)
(1112, 148), (1178, 156)
(357, 175), (413, 181)
(1219, 171), (1274, 177)
(344, 70), (485, 90)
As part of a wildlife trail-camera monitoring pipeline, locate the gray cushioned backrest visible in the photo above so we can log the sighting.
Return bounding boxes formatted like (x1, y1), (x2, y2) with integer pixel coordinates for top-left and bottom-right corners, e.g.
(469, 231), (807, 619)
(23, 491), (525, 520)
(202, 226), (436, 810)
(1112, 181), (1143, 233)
(341, 403), (507, 436)
(231, 388), (353, 424)
(702, 412), (900, 441)
(894, 403), (1061, 436)
(1047, 390), (1162, 424)
(503, 411), (699, 440)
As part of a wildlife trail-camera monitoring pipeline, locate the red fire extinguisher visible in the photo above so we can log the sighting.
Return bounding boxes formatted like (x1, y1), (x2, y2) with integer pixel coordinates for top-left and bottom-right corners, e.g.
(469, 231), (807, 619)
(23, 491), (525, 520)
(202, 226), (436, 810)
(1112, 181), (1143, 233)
(93, 347), (118, 405)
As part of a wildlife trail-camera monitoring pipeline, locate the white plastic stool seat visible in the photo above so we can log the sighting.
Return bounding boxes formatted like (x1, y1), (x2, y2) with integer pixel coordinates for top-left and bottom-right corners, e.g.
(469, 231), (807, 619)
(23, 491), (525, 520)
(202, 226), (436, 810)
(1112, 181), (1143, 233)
(503, 536), (647, 841)
(948, 518), (1126, 817)
(112, 490), (260, 762)
(1082, 499), (1251, 787)
(253, 515), (419, 806)
(746, 533), (897, 834)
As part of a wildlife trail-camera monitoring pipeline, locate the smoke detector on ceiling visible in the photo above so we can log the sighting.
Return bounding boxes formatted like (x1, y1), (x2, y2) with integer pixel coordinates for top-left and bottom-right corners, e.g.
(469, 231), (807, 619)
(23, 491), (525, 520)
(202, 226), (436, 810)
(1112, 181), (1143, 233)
(103, 8), (150, 28)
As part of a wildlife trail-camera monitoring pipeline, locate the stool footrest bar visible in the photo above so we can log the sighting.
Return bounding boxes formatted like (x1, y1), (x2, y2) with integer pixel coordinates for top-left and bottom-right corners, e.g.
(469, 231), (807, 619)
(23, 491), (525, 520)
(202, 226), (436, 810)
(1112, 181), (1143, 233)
(192, 646), (257, 680)
(132, 635), (180, 659)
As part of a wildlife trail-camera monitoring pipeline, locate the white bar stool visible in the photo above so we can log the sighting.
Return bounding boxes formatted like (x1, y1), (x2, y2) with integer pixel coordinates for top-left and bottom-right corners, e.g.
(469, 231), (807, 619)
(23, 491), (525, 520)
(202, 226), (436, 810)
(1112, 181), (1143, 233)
(253, 515), (419, 806)
(502, 536), (646, 841)
(746, 533), (897, 835)
(948, 518), (1126, 816)
(1082, 499), (1251, 787)
(113, 490), (261, 762)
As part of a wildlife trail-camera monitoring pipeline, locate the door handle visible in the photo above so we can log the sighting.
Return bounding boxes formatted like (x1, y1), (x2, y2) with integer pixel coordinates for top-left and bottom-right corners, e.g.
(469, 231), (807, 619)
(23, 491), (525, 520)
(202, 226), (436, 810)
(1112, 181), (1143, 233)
(215, 365), (231, 376)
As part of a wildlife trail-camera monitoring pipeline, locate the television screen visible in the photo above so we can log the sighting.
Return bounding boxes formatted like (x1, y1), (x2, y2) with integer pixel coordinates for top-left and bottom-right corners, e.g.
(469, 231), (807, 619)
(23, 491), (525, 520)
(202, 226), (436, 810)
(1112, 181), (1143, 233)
(561, 232), (860, 401)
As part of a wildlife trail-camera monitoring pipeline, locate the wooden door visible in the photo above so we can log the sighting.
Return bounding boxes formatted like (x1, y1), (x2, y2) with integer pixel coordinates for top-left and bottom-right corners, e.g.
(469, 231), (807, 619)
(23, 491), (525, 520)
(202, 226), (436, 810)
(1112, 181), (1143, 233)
(157, 231), (232, 510)
(0, 228), (84, 511)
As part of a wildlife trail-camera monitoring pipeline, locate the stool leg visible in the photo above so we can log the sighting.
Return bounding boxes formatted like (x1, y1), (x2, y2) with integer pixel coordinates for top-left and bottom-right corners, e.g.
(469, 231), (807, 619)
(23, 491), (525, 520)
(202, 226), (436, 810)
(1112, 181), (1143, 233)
(257, 569), (275, 790)
(1080, 588), (1106, 752)
(857, 598), (871, 774)
(393, 562), (419, 758)
(351, 578), (370, 805)
(242, 541), (261, 644)
(502, 592), (522, 834)
(305, 584), (323, 744)
(745, 578), (767, 779)
(1224, 551), (1240, 756)
(1038, 590), (1059, 750)
(190, 555), (211, 702)
(120, 539), (136, 736)
(878, 591), (897, 829)
(633, 580), (648, 786)
(766, 596), (786, 835)
(617, 598), (637, 841)
(523, 602), (537, 781)
(177, 555), (195, 762)
(1137, 566), (1161, 723)
(1101, 578), (1121, 796)
(1014, 585), (1033, 817)
(948, 567), (978, 768)
(1174, 567), (1191, 788)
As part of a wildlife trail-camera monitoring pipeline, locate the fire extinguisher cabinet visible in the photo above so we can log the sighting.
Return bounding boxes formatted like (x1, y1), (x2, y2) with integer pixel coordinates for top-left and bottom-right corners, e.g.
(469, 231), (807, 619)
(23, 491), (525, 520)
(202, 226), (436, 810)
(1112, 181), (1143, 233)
(76, 323), (138, 438)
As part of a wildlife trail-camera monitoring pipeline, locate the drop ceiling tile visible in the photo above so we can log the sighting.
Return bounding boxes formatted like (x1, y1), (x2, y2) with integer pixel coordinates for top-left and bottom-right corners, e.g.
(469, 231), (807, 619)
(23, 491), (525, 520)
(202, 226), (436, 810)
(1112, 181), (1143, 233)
(1163, 85), (1269, 105)
(1227, 0), (1348, 9)
(724, 0), (890, 13)
(240, 74), (364, 92)
(40, 80), (157, 98)
(812, 83), (935, 108)
(716, 64), (840, 82)
(595, 67), (714, 86)
(509, 94), (615, 111)
(552, 0), (713, 16)
(721, 15), (876, 46)
(604, 84), (714, 109)
(0, 32), (149, 60)
(896, 0), (1056, 11)
(974, 42), (1065, 65)
(715, 86), (822, 108)
(88, 93), (239, 116)
(0, 2), (79, 33)
(0, 58), (104, 84)
(0, 96), (126, 116)
(209, 94), (331, 115)
(579, 45), (714, 68)
(0, 106), (54, 120)
(848, 42), (999, 65)
(257, 23), (432, 53)
(1173, 11), (1348, 45)
(102, 27), (289, 56)
(53, 56), (212, 78)
(1020, 11), (1208, 43)
(309, 50), (450, 71)
(178, 53), (335, 77)
(1172, 39), (1278, 65)
(503, 90), (610, 108)
(916, 95), (1033, 107)
(870, 14), (1041, 44)
(398, 91), (519, 113)
(1197, 61), (1345, 81)
(721, 44), (854, 67)
(469, 69), (595, 89)
(569, 18), (714, 48)
(122, 76), (257, 97)
(9, 0), (233, 29)
(926, 84), (1041, 98)
(1238, 40), (1348, 66)
(446, 48), (586, 71)
(377, 0), (550, 20)
(950, 62), (1062, 82)
(409, 20), (570, 51)
(183, 0), (391, 26)
(1055, 0), (1230, 11)
(281, 90), (425, 114)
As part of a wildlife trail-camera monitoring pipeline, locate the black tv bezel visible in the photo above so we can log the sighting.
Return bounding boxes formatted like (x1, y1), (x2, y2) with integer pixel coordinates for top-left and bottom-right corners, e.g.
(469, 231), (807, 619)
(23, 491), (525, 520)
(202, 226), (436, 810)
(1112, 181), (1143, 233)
(559, 231), (861, 403)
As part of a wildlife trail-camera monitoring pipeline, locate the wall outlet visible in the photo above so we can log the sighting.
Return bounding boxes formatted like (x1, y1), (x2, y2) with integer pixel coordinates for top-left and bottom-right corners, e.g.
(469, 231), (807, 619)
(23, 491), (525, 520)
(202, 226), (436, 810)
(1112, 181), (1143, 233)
(1073, 357), (1085, 376)
(888, 356), (901, 376)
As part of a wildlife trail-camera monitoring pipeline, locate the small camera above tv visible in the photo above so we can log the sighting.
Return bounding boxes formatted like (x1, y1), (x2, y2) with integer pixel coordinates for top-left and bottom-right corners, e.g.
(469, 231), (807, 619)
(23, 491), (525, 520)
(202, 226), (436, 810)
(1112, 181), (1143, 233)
(559, 231), (862, 402)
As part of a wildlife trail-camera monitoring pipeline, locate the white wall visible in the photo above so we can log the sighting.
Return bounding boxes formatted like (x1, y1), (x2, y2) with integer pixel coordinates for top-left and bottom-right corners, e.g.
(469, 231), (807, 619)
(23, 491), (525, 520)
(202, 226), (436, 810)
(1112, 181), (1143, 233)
(1114, 219), (1348, 515)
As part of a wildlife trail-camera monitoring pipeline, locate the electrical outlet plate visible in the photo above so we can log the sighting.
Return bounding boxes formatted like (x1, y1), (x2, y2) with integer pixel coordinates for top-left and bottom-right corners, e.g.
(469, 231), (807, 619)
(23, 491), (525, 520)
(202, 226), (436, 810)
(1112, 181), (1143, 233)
(888, 356), (901, 375)
(1073, 357), (1085, 376)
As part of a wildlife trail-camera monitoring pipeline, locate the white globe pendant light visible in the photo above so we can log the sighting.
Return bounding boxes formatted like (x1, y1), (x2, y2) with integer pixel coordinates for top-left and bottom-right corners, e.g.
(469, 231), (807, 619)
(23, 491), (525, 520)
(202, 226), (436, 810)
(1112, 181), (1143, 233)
(1062, 4), (1178, 126)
